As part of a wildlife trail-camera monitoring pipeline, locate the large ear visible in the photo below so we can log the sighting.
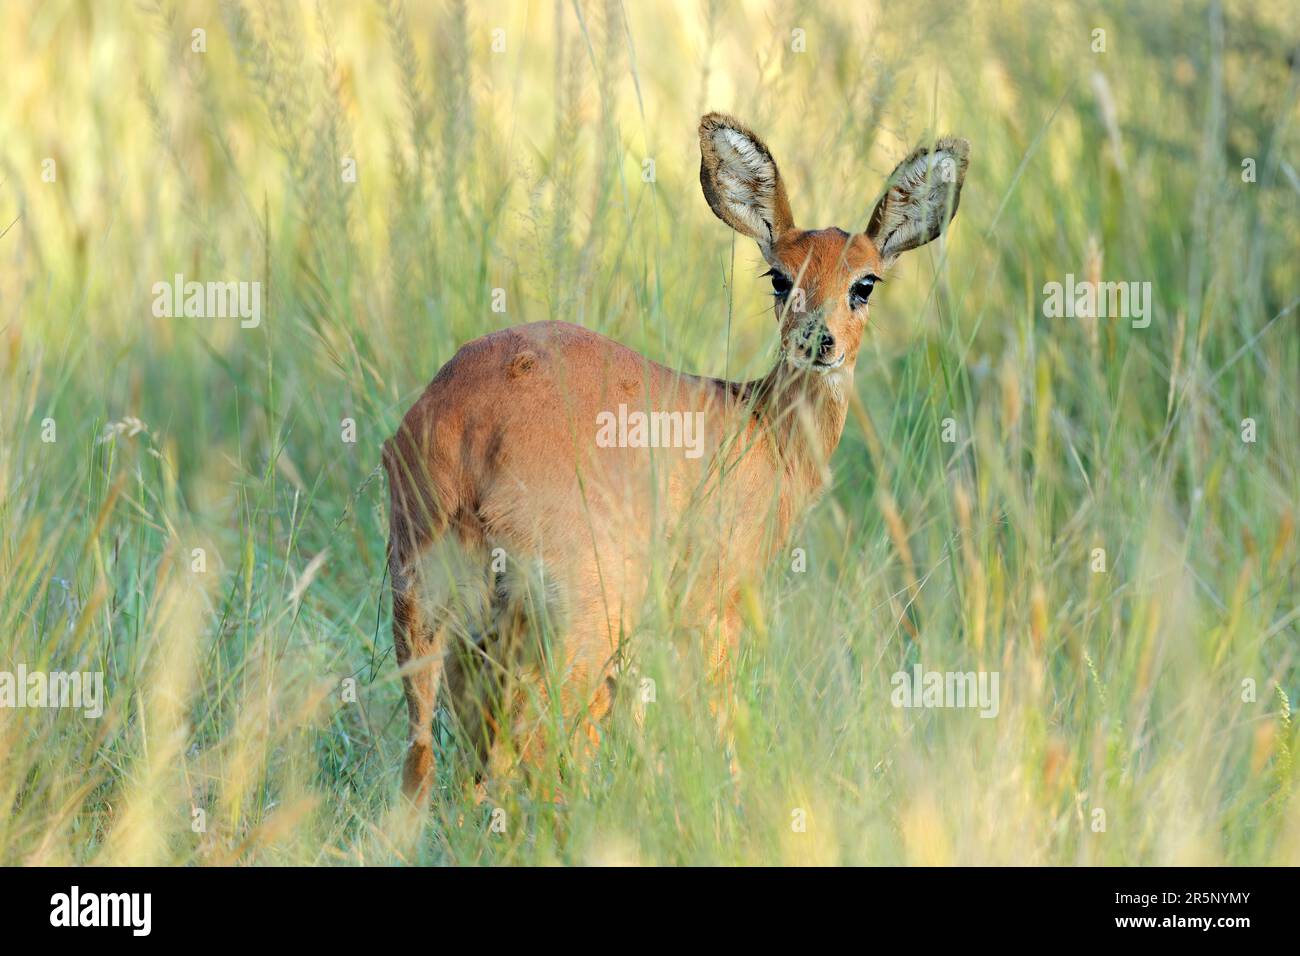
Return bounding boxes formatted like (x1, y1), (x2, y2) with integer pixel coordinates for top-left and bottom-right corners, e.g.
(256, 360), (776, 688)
(699, 112), (795, 250)
(866, 136), (970, 264)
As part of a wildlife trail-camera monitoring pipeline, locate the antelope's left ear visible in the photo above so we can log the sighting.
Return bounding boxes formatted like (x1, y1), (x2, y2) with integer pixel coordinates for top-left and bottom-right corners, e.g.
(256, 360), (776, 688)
(699, 112), (795, 252)
(866, 137), (970, 265)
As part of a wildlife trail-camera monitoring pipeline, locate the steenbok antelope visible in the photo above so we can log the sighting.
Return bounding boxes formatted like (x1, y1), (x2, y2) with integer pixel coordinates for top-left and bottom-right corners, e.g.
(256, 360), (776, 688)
(384, 114), (969, 803)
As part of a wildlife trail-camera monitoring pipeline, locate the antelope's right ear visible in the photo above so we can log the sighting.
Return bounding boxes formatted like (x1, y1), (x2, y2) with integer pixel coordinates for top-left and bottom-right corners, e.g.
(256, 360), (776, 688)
(699, 113), (794, 251)
(866, 136), (970, 266)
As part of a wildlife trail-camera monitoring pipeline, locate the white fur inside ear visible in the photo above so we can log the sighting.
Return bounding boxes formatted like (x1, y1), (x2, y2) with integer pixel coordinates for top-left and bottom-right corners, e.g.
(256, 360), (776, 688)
(711, 127), (780, 241)
(872, 144), (966, 259)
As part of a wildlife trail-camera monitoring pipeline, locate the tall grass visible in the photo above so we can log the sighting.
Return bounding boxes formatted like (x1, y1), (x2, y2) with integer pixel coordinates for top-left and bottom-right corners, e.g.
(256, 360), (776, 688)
(0, 0), (1296, 864)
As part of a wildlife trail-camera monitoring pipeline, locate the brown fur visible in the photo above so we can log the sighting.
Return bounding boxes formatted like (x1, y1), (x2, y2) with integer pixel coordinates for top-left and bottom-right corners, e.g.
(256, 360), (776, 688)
(385, 115), (969, 804)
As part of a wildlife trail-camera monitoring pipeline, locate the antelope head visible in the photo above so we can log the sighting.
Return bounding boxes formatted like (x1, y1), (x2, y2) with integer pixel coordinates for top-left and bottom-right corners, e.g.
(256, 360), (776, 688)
(698, 113), (970, 387)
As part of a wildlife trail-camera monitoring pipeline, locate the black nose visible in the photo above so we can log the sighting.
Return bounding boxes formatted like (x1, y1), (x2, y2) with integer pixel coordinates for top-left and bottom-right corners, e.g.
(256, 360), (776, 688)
(815, 330), (837, 362)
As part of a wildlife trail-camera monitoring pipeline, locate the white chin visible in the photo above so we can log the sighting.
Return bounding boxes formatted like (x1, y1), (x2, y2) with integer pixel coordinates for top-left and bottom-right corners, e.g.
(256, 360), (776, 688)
(789, 353), (846, 373)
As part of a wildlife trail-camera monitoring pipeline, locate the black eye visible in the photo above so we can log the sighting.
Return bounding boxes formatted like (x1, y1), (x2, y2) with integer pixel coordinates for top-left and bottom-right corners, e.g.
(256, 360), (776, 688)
(850, 278), (876, 308)
(770, 272), (793, 297)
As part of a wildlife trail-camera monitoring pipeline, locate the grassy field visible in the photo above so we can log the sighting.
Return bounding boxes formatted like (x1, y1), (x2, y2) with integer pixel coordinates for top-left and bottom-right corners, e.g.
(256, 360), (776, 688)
(0, 0), (1296, 865)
